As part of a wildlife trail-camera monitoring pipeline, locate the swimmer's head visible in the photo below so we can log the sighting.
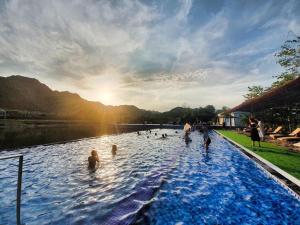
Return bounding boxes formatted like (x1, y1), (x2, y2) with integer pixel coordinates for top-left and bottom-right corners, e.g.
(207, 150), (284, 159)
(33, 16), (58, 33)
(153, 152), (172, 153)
(91, 149), (98, 157)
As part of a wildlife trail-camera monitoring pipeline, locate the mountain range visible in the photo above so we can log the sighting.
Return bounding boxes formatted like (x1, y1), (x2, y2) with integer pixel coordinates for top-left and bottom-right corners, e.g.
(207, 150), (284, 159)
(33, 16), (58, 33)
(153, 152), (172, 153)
(0, 75), (217, 123)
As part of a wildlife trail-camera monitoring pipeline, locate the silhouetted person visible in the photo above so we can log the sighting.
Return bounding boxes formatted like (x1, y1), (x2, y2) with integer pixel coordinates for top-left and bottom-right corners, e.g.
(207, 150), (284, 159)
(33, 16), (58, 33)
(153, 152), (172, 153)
(88, 149), (99, 169)
(112, 145), (117, 155)
(203, 126), (211, 151)
(249, 117), (260, 147)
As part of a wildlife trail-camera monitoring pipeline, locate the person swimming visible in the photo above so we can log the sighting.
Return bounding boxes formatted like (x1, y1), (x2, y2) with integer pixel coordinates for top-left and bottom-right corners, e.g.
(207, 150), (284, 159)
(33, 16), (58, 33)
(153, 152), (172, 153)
(88, 149), (100, 169)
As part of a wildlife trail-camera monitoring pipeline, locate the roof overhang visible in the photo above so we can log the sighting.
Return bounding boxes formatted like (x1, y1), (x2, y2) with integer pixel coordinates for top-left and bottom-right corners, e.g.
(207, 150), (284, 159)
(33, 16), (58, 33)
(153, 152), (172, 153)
(229, 77), (300, 113)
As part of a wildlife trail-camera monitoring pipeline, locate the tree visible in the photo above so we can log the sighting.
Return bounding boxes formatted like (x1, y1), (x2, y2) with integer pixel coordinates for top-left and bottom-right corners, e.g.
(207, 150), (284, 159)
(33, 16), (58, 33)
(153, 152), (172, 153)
(243, 85), (265, 100)
(272, 35), (300, 88)
(204, 105), (215, 114)
(222, 106), (229, 111)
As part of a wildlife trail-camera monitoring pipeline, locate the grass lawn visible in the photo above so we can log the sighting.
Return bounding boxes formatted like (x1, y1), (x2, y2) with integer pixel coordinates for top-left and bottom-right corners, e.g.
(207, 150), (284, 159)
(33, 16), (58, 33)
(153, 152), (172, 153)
(218, 130), (300, 180)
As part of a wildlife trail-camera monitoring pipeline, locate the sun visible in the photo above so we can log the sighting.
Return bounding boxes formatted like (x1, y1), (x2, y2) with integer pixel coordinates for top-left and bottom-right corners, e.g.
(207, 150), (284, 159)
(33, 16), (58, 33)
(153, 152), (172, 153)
(101, 91), (113, 104)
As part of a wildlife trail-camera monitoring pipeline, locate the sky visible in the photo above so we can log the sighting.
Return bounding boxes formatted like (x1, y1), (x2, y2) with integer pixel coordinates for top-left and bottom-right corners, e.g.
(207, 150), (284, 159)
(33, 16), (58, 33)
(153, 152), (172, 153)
(0, 0), (299, 111)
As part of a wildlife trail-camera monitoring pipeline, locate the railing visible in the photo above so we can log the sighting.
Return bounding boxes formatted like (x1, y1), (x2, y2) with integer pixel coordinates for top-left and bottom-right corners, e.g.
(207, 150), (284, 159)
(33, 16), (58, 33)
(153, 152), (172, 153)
(0, 154), (23, 225)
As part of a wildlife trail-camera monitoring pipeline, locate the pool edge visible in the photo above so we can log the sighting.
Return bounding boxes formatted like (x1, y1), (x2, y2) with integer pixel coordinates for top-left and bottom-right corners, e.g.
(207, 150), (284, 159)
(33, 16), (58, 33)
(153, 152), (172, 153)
(214, 130), (300, 198)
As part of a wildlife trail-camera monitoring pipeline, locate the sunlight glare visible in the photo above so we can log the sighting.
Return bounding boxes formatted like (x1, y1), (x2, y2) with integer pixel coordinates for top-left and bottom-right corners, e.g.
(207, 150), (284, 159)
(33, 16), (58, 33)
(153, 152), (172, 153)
(100, 91), (113, 104)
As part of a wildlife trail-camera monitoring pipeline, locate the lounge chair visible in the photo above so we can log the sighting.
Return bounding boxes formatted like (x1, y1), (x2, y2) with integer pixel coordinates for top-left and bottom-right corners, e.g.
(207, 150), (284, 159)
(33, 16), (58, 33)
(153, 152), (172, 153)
(269, 126), (284, 139)
(293, 142), (300, 148)
(277, 128), (300, 142)
(267, 126), (282, 134)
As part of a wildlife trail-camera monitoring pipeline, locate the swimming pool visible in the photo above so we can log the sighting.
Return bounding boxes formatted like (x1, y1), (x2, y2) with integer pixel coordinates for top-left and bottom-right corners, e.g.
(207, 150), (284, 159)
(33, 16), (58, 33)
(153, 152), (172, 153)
(0, 129), (299, 224)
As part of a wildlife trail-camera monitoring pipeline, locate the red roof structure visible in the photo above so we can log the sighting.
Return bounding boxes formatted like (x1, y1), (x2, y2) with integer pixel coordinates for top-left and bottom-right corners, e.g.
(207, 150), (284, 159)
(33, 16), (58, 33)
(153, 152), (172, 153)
(229, 77), (300, 113)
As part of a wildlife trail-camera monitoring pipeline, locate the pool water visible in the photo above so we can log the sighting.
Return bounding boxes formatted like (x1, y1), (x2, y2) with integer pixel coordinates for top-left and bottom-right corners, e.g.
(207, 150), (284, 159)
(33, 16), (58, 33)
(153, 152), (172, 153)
(138, 132), (300, 224)
(0, 129), (299, 225)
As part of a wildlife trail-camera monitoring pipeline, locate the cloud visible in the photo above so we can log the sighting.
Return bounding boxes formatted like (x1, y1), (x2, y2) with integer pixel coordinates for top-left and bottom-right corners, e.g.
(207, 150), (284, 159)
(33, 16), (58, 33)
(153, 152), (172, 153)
(0, 0), (299, 111)
(0, 0), (157, 79)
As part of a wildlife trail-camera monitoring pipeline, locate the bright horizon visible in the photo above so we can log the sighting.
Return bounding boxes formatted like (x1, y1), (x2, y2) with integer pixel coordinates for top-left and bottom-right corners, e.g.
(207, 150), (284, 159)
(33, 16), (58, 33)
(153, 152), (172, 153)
(0, 0), (299, 111)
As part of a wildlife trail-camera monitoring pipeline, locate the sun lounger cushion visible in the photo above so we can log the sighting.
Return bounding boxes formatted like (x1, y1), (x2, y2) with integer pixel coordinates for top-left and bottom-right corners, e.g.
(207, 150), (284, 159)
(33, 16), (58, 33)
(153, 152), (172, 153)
(277, 136), (300, 141)
(290, 128), (300, 136)
(270, 128), (300, 140)
(267, 126), (282, 134)
(294, 142), (300, 147)
(269, 134), (284, 139)
(273, 126), (282, 134)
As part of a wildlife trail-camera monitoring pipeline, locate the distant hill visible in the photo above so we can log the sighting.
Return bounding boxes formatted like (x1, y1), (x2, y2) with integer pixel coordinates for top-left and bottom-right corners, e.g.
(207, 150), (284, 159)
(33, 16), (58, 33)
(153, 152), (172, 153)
(0, 75), (143, 122)
(0, 75), (217, 123)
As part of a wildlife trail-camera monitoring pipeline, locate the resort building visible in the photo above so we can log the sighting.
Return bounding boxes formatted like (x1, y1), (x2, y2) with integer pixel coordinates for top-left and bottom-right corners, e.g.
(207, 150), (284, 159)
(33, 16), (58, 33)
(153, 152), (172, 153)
(217, 111), (250, 127)
(221, 77), (300, 130)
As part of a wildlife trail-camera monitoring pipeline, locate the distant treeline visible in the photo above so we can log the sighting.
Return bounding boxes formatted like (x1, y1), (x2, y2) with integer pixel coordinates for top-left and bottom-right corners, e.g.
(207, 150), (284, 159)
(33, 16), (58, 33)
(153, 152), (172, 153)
(140, 105), (218, 124)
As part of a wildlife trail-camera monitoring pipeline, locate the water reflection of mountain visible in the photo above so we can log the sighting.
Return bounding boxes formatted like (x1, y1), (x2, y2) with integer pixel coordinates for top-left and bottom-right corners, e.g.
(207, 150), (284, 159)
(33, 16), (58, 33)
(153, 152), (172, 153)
(0, 121), (180, 150)
(1, 124), (98, 150)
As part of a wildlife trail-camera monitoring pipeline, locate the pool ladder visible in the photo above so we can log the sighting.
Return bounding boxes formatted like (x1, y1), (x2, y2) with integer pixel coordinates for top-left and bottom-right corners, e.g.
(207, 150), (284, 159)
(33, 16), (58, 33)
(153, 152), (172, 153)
(0, 154), (23, 225)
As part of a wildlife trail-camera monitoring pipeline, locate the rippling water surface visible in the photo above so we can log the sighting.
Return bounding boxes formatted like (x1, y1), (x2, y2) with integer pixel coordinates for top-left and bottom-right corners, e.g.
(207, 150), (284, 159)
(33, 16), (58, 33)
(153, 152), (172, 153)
(138, 131), (300, 225)
(0, 129), (299, 225)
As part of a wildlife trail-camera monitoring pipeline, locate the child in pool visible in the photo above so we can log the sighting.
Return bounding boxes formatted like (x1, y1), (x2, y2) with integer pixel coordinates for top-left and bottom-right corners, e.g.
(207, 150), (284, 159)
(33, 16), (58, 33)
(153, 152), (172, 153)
(88, 149), (100, 169)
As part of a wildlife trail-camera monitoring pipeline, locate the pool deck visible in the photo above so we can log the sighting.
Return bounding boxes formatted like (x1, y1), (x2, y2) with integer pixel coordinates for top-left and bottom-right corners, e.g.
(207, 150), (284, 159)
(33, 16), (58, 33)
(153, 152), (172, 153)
(214, 130), (300, 198)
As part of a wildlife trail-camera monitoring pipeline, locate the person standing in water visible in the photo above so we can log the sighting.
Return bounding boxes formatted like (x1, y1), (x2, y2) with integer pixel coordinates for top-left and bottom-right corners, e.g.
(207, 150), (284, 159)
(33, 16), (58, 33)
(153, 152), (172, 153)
(88, 149), (100, 169)
(184, 131), (191, 144)
(249, 117), (260, 147)
(203, 126), (211, 151)
(112, 145), (117, 156)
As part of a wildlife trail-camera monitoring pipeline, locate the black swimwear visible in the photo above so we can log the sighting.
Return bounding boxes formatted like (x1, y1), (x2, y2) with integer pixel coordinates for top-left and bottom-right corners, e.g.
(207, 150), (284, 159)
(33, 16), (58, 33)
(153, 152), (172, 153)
(250, 123), (260, 142)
